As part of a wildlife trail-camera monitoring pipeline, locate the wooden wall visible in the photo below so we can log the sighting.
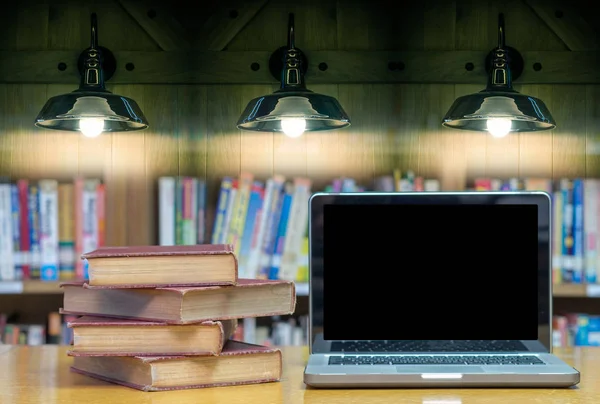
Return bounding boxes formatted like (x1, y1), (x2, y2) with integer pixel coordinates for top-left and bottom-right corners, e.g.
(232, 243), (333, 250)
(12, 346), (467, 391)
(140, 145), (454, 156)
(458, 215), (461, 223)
(0, 0), (599, 247)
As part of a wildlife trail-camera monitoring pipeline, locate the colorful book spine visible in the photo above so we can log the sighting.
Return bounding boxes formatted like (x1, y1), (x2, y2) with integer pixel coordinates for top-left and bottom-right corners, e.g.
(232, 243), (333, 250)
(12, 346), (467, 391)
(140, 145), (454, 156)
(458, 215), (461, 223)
(211, 177), (232, 244)
(247, 177), (279, 279)
(58, 183), (75, 280)
(11, 184), (22, 279)
(158, 177), (176, 246)
(97, 183), (106, 248)
(17, 180), (30, 279)
(82, 179), (100, 280)
(259, 177), (285, 279)
(175, 177), (184, 245)
(584, 180), (598, 283)
(39, 179), (59, 281)
(572, 178), (584, 283)
(74, 177), (84, 279)
(0, 183), (14, 280)
(182, 177), (196, 245)
(268, 183), (293, 279)
(561, 179), (574, 282)
(280, 178), (312, 281)
(552, 190), (563, 285)
(28, 184), (41, 279)
(228, 172), (253, 254)
(238, 181), (264, 277)
(220, 180), (238, 244)
(196, 179), (206, 244)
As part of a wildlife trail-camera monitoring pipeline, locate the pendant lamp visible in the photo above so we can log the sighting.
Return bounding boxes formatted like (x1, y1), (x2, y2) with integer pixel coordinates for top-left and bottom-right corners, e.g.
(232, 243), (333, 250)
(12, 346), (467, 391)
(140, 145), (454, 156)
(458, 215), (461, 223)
(35, 13), (148, 138)
(237, 13), (350, 138)
(442, 13), (555, 138)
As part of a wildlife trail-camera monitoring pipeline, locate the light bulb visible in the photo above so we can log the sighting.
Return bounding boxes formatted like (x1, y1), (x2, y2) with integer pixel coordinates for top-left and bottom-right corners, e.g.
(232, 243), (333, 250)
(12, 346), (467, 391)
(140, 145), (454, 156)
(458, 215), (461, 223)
(486, 118), (511, 138)
(281, 118), (306, 138)
(79, 118), (104, 138)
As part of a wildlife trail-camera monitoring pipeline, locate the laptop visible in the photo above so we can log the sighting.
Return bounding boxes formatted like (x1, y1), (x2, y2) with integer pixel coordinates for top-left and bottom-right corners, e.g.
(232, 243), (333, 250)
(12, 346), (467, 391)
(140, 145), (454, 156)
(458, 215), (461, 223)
(304, 191), (580, 388)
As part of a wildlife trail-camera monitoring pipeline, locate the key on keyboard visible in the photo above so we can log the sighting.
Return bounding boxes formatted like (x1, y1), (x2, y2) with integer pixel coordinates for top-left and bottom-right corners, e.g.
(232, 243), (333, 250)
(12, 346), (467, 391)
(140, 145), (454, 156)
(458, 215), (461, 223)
(328, 355), (545, 365)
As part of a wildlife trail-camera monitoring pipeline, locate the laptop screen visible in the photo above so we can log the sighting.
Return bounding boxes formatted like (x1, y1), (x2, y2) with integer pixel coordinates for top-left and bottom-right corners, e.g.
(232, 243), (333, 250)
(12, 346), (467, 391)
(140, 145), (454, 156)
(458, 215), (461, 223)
(309, 193), (551, 346)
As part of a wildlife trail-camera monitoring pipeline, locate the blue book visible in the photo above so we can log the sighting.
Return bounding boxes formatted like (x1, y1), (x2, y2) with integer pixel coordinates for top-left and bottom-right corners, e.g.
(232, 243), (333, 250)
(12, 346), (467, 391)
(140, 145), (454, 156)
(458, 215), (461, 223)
(10, 185), (21, 280)
(561, 180), (574, 282)
(269, 188), (293, 280)
(238, 182), (263, 276)
(572, 179), (584, 283)
(28, 185), (41, 279)
(211, 177), (232, 244)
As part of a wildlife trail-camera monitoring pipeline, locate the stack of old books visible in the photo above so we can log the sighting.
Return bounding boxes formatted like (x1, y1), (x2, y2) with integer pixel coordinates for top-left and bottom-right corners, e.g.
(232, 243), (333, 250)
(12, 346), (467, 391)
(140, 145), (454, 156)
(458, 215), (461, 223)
(60, 244), (296, 392)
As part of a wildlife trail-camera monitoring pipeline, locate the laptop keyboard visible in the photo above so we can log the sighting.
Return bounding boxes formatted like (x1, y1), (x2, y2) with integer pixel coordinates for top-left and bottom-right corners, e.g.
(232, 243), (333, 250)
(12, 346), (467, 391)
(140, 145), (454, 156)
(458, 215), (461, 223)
(330, 340), (527, 352)
(328, 355), (545, 365)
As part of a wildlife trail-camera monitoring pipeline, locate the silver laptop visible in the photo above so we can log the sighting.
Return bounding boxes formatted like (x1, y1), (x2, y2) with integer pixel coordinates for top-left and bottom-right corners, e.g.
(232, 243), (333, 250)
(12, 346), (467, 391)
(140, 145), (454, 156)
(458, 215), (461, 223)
(304, 191), (580, 388)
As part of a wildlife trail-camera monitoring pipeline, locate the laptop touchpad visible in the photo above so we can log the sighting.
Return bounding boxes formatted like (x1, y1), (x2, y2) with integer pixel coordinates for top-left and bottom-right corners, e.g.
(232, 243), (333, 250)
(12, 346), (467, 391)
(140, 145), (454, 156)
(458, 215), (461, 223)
(396, 366), (485, 374)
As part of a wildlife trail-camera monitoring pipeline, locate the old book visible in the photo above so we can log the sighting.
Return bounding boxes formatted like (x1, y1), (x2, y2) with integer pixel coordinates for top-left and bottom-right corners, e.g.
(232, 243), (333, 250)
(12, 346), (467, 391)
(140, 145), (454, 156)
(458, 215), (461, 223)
(61, 278), (296, 324)
(81, 244), (238, 287)
(70, 340), (282, 392)
(67, 316), (237, 356)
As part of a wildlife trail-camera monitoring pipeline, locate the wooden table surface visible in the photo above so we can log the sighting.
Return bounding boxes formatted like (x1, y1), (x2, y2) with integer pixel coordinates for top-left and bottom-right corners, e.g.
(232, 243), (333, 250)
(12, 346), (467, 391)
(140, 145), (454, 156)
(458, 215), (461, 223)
(0, 345), (597, 404)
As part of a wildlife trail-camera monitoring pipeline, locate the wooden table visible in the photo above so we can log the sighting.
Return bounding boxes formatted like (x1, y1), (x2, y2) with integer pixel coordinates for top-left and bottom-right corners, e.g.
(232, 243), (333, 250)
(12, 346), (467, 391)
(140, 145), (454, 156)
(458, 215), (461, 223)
(0, 345), (597, 403)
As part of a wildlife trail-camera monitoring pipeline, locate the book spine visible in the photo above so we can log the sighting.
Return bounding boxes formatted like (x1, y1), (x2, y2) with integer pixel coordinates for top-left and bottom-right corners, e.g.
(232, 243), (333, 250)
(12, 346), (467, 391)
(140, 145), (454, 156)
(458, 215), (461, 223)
(247, 177), (277, 279)
(182, 177), (195, 245)
(190, 178), (198, 245)
(211, 177), (232, 244)
(552, 190), (563, 284)
(220, 180), (238, 244)
(11, 184), (22, 280)
(158, 177), (176, 246)
(197, 179), (206, 244)
(97, 183), (106, 248)
(572, 178), (584, 283)
(229, 172), (253, 254)
(175, 177), (184, 245)
(39, 179), (59, 281)
(269, 184), (293, 279)
(58, 183), (75, 281)
(561, 179), (574, 282)
(74, 177), (84, 279)
(258, 177), (285, 278)
(280, 178), (311, 281)
(82, 179), (100, 280)
(17, 180), (30, 279)
(238, 181), (264, 277)
(0, 184), (14, 280)
(584, 180), (598, 283)
(28, 184), (41, 279)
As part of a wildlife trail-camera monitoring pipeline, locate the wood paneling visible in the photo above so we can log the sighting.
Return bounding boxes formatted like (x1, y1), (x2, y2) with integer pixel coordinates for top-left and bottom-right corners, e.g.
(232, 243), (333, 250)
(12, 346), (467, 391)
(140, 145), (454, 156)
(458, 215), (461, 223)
(0, 0), (599, 247)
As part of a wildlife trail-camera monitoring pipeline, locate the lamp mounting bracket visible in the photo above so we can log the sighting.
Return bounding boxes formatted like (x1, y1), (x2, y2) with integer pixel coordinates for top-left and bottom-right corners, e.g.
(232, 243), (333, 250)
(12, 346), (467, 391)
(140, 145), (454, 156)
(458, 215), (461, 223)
(484, 45), (524, 82)
(268, 45), (308, 82)
(77, 46), (117, 82)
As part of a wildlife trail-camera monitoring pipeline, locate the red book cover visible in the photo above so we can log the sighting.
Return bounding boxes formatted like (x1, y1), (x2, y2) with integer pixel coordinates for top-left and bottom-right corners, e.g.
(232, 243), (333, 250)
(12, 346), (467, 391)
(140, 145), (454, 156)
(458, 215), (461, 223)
(17, 180), (30, 279)
(96, 183), (105, 248)
(70, 340), (282, 392)
(74, 177), (85, 279)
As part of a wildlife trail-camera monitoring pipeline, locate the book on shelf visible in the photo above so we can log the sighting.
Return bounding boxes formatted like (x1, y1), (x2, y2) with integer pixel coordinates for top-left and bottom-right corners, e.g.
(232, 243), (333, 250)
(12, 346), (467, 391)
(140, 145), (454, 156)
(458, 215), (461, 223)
(61, 244), (291, 391)
(0, 311), (76, 346)
(471, 176), (600, 286)
(81, 244), (238, 287)
(67, 316), (238, 356)
(158, 176), (207, 246)
(553, 313), (600, 347)
(70, 340), (282, 392)
(0, 177), (104, 282)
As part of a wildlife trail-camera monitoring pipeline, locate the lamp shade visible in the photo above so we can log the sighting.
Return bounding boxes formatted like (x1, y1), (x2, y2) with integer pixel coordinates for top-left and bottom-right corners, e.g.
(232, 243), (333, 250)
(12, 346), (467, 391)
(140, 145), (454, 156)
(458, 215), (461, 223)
(237, 90), (350, 132)
(442, 90), (555, 132)
(35, 91), (148, 132)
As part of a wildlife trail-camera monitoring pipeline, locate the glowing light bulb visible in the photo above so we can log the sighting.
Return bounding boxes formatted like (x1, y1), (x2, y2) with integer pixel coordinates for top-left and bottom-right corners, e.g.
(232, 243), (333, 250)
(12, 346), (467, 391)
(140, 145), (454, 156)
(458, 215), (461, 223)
(281, 118), (306, 138)
(79, 118), (104, 138)
(486, 118), (511, 138)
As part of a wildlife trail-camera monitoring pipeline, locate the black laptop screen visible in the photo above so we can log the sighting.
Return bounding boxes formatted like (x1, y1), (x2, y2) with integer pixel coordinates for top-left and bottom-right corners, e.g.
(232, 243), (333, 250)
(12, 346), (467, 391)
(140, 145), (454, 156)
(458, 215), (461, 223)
(322, 203), (539, 341)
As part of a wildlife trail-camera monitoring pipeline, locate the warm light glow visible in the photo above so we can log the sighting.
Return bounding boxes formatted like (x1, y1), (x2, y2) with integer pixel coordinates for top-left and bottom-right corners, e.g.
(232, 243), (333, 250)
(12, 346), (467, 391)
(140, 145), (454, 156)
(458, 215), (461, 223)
(79, 118), (104, 138)
(281, 118), (306, 138)
(486, 118), (511, 138)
